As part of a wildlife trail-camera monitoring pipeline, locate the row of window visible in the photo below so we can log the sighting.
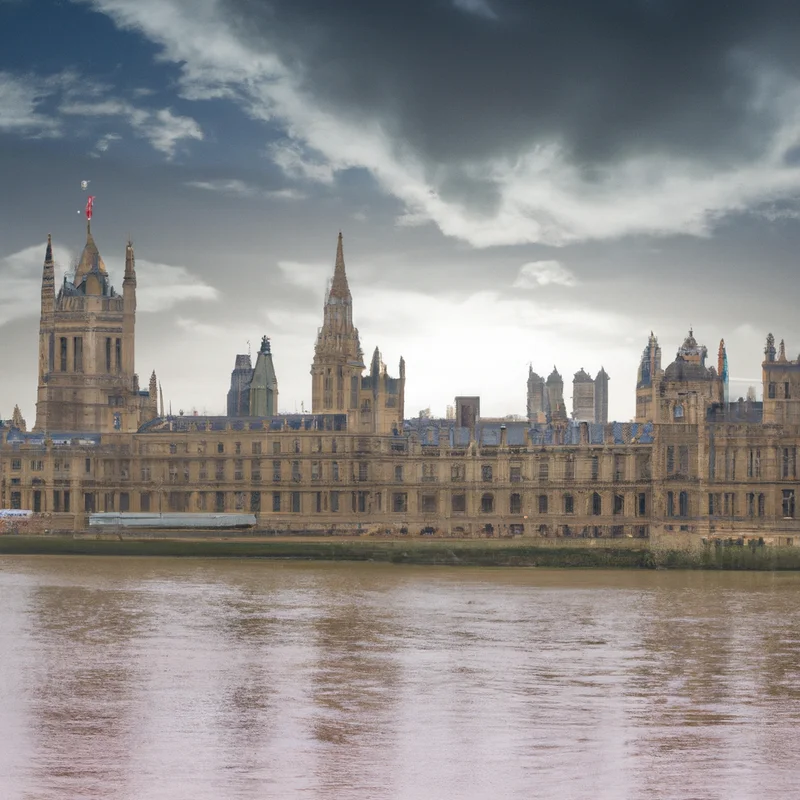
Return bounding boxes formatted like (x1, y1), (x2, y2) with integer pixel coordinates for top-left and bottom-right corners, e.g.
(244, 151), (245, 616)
(666, 490), (795, 519)
(49, 336), (121, 374)
(12, 488), (797, 519)
(767, 381), (792, 400)
(709, 447), (797, 481)
(164, 439), (342, 456)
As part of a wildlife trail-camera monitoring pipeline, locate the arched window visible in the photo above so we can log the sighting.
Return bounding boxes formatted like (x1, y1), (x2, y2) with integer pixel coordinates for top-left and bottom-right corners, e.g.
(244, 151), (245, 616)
(481, 493), (494, 513)
(591, 492), (602, 515)
(538, 524), (549, 537)
(679, 491), (688, 517)
(674, 404), (684, 420)
(510, 493), (522, 514)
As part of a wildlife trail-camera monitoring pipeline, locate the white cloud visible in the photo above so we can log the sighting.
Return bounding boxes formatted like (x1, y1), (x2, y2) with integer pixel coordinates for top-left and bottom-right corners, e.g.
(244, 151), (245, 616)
(102, 256), (219, 311)
(91, 132), (122, 156)
(60, 100), (202, 157)
(0, 240), (217, 326)
(76, 0), (800, 247)
(513, 260), (578, 288)
(0, 241), (75, 326)
(0, 72), (61, 136)
(268, 141), (336, 184)
(186, 178), (304, 200)
(277, 260), (331, 294)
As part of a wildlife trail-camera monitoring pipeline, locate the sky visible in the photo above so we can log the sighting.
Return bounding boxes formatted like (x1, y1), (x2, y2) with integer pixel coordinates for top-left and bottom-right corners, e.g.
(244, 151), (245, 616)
(2, 0), (800, 424)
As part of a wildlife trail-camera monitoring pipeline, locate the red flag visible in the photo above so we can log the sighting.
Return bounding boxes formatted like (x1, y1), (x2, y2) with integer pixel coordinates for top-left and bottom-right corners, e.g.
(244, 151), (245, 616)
(85, 195), (95, 220)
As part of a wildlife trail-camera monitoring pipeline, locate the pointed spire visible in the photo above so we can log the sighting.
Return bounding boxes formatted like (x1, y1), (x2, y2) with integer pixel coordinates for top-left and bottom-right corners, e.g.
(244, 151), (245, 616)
(371, 346), (381, 377)
(45, 233), (53, 265)
(74, 220), (107, 285)
(149, 371), (157, 399)
(124, 239), (136, 279)
(779, 339), (787, 361)
(159, 382), (164, 417)
(11, 404), (27, 431)
(329, 231), (351, 301)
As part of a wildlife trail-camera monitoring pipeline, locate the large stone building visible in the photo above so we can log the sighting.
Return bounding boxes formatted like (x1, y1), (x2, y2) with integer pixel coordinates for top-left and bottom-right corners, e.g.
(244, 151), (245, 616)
(1, 224), (799, 545)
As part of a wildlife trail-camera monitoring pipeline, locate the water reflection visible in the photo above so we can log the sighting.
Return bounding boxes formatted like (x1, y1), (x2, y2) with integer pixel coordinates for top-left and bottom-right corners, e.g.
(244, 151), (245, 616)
(1, 558), (799, 799)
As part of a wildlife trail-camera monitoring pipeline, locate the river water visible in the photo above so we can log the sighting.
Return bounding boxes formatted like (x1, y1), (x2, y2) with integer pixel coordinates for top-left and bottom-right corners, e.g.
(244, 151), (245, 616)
(1, 557), (799, 799)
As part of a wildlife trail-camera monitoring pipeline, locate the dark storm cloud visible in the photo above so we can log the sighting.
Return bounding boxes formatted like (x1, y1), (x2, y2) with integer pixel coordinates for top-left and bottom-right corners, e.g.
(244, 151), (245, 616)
(224, 0), (800, 168)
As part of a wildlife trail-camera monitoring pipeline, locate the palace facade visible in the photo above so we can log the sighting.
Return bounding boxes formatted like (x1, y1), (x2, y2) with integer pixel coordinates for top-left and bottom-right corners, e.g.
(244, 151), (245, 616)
(1, 224), (799, 544)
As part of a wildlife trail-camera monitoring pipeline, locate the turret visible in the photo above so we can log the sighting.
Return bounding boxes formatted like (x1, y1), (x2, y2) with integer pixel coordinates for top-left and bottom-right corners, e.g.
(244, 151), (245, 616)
(122, 240), (137, 382)
(37, 235), (56, 383)
(249, 336), (279, 416)
(527, 366), (546, 423)
(594, 367), (609, 424)
(635, 332), (662, 423)
(572, 368), (595, 422)
(765, 333), (776, 363)
(546, 367), (566, 422)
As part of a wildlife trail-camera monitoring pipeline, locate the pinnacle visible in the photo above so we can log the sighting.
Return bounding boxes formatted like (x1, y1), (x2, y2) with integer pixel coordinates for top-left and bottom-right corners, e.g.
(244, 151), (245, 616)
(329, 231), (351, 301)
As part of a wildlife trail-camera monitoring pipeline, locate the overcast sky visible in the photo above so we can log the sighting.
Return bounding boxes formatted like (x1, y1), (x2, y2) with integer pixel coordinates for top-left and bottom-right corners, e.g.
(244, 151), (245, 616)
(2, 0), (800, 424)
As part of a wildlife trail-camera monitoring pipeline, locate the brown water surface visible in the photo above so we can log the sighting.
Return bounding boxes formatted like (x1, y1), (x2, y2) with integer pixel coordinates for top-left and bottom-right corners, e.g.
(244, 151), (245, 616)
(1, 557), (799, 799)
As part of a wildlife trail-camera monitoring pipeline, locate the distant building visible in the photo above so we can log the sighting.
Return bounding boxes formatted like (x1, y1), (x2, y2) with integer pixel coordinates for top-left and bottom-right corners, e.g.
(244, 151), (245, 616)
(572, 369), (595, 422)
(227, 354), (253, 417)
(226, 337), (279, 418)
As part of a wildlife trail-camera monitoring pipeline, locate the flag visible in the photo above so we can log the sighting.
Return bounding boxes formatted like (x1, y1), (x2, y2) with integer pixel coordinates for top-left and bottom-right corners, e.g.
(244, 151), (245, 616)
(86, 195), (95, 220)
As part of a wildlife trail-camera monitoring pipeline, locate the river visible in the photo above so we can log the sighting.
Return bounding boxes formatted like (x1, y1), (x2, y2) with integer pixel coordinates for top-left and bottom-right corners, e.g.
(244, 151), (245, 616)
(1, 557), (799, 799)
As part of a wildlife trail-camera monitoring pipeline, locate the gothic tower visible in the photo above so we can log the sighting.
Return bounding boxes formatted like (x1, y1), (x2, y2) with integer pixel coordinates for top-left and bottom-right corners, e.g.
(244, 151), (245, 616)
(594, 367), (609, 424)
(527, 366), (547, 423)
(572, 368), (595, 422)
(546, 367), (567, 423)
(34, 224), (155, 433)
(635, 332), (662, 423)
(311, 233), (365, 413)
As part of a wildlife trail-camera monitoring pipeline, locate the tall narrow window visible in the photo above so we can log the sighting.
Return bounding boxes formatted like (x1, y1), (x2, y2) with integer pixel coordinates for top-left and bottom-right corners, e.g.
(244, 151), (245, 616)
(105, 338), (112, 372)
(591, 456), (599, 481)
(73, 337), (83, 372)
(60, 337), (68, 371)
(115, 338), (122, 373)
(667, 491), (675, 517)
(679, 491), (688, 518)
(782, 490), (795, 519)
(591, 492), (602, 515)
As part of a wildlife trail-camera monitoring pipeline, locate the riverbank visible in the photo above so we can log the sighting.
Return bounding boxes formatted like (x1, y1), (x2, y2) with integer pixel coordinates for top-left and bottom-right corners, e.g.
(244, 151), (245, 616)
(2, 535), (800, 569)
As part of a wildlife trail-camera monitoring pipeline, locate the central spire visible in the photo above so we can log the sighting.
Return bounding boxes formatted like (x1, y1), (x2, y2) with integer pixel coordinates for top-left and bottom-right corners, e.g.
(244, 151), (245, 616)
(74, 220), (107, 285)
(329, 231), (351, 301)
